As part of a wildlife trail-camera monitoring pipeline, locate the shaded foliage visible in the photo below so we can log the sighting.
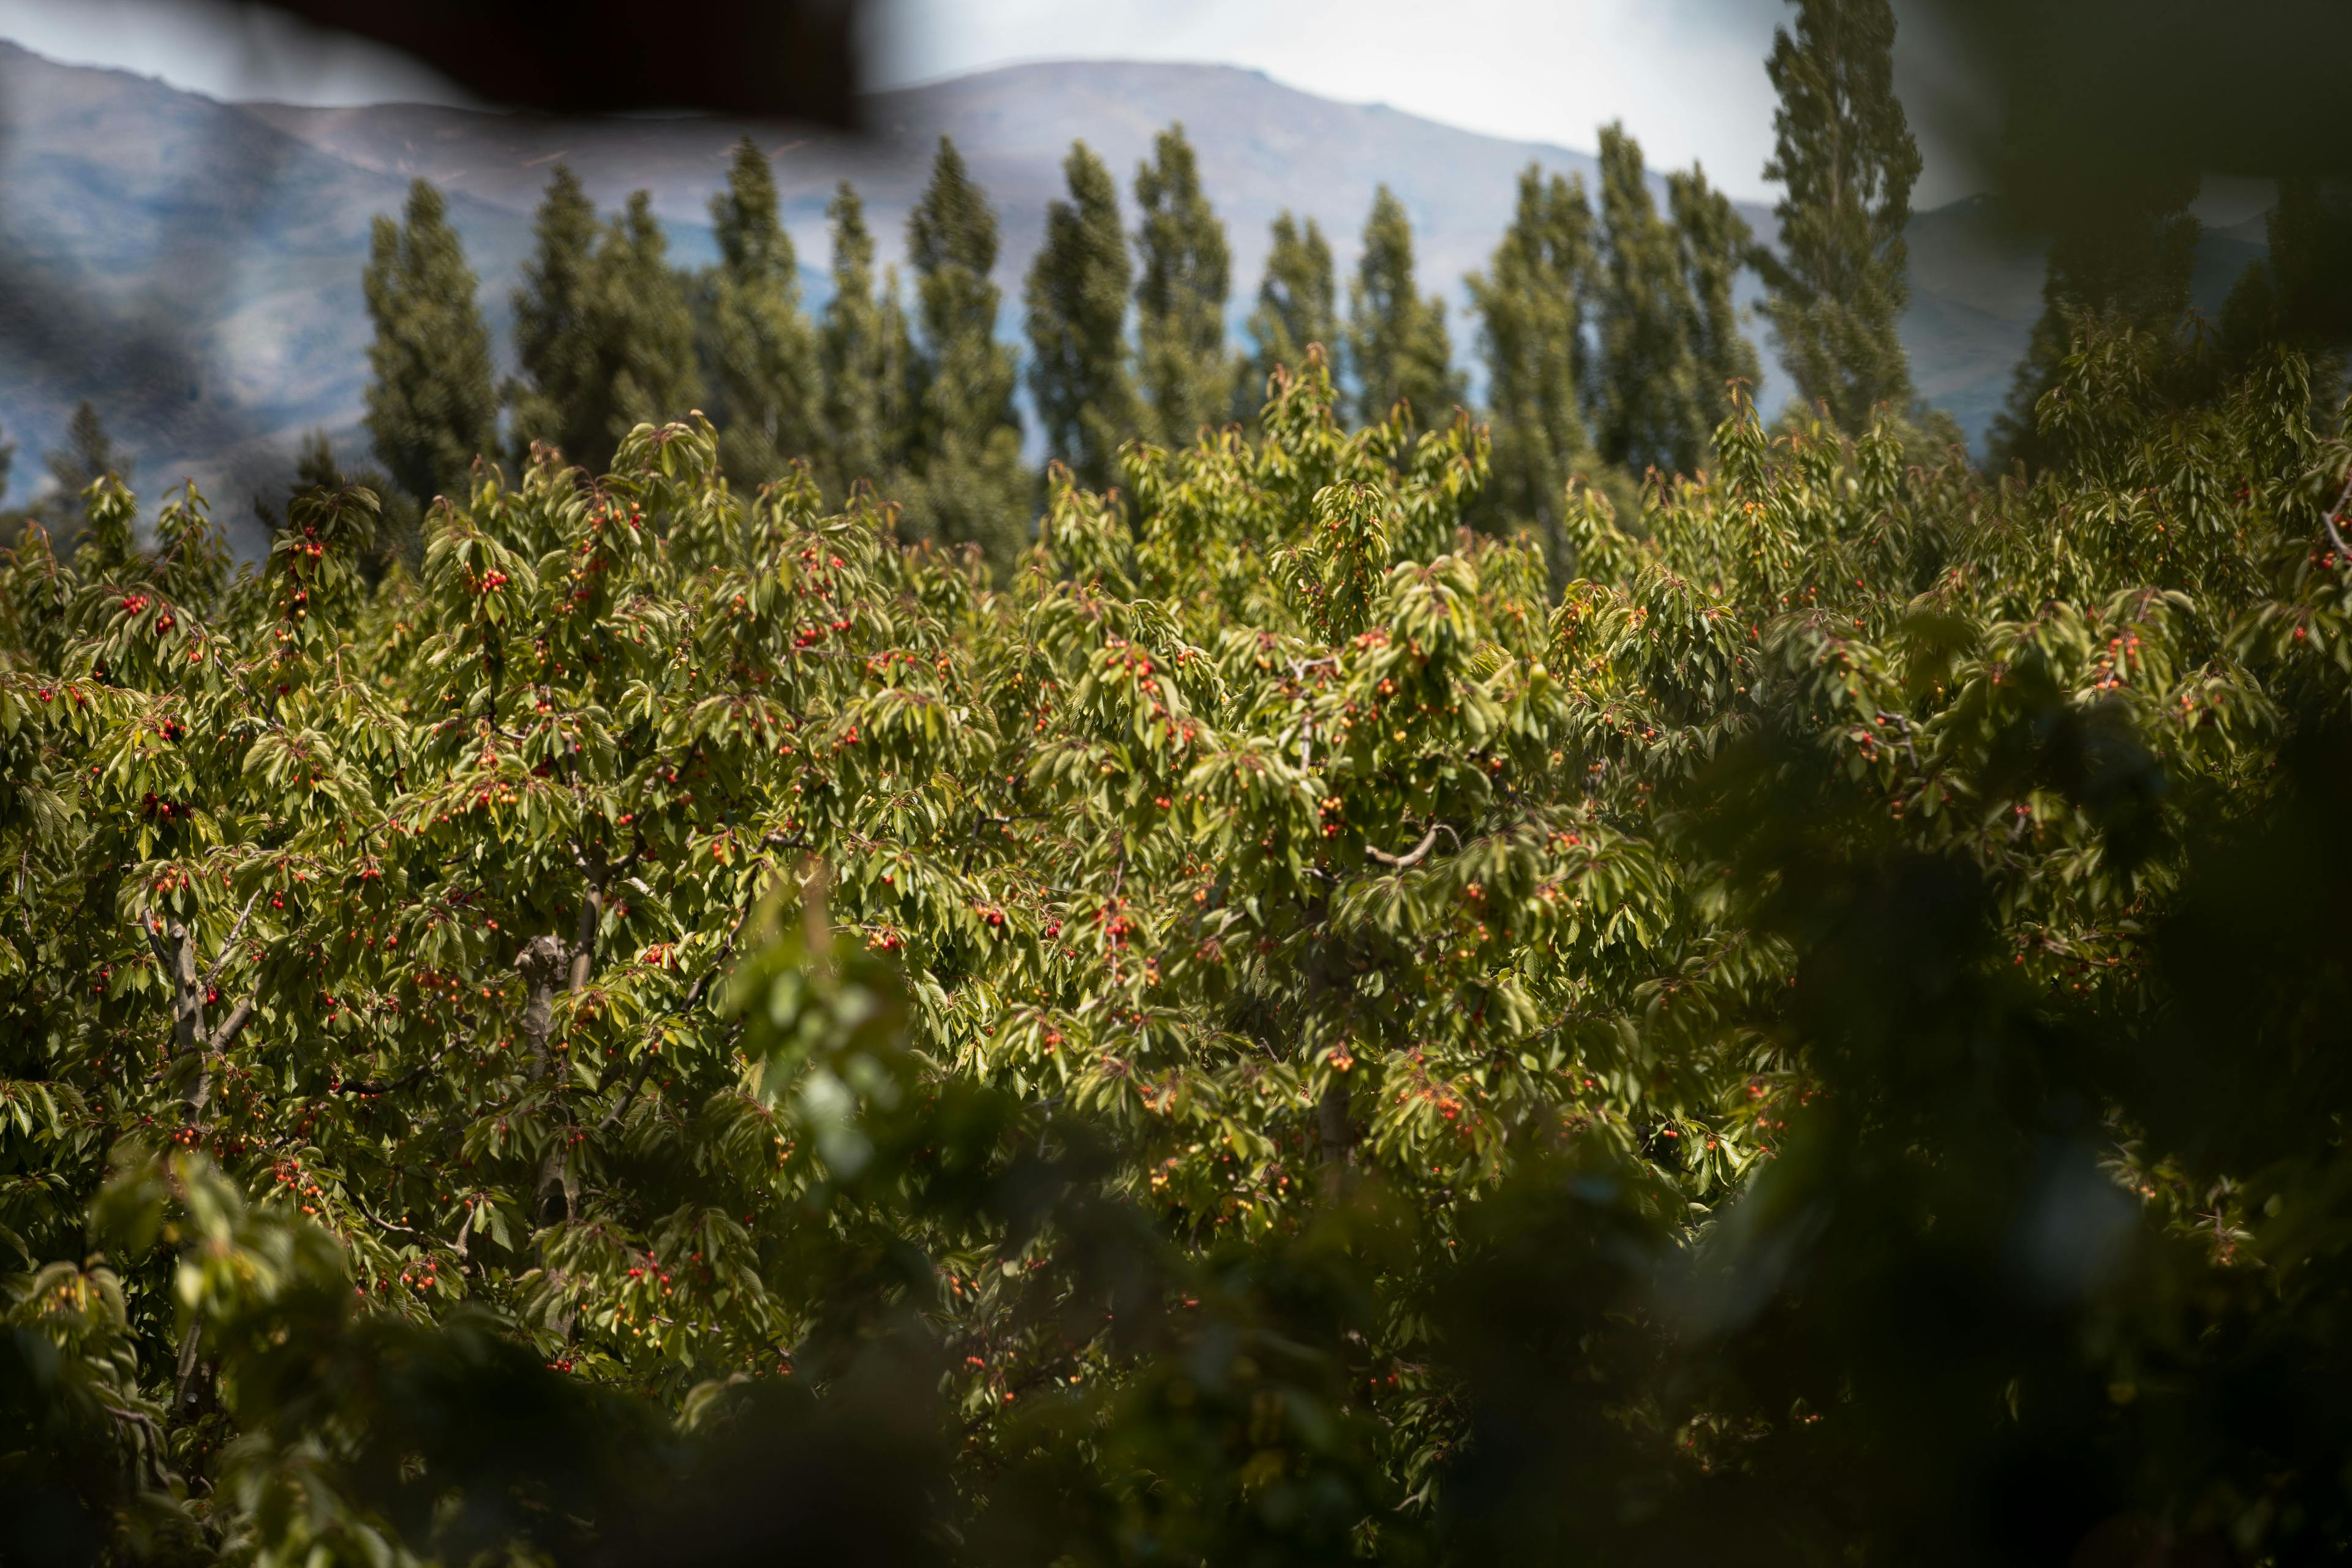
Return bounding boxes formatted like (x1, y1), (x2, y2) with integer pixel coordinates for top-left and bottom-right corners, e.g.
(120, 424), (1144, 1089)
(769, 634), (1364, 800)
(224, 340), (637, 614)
(15, 170), (2352, 1565)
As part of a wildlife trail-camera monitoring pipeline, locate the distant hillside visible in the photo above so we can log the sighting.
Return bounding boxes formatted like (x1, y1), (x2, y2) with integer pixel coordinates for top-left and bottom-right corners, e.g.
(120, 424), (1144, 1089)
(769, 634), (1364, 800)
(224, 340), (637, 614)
(0, 43), (527, 530)
(0, 43), (2273, 546)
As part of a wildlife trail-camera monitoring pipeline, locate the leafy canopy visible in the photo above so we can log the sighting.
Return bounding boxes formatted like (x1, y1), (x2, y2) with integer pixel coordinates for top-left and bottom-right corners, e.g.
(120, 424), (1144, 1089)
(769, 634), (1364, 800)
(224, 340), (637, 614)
(4, 327), (2352, 1564)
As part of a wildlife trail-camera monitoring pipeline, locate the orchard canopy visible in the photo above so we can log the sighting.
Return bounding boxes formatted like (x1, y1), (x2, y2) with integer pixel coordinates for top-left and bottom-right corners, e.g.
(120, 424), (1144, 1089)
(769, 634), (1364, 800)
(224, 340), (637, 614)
(6, 339), (2352, 1562)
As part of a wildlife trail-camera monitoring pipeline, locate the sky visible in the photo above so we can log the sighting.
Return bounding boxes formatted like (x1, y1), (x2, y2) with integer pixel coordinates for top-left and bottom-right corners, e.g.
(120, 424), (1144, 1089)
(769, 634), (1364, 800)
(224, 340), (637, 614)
(0, 0), (2000, 209)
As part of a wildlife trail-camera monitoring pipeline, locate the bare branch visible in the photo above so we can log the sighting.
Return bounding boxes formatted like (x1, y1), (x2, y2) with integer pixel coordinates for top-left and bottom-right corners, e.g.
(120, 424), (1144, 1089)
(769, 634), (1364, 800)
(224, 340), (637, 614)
(1365, 822), (1458, 870)
(2323, 464), (2352, 560)
(206, 995), (257, 1052)
(333, 1057), (437, 1096)
(340, 1185), (420, 1237)
(205, 891), (261, 993)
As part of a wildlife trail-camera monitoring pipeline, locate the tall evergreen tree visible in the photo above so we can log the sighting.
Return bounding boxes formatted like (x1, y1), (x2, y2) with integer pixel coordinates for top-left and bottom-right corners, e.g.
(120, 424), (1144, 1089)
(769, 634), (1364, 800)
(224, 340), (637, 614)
(820, 181), (915, 499)
(2263, 178), (2352, 358)
(1470, 165), (1599, 559)
(1591, 124), (1707, 475)
(47, 402), (126, 496)
(2222, 177), (2352, 381)
(1755, 0), (1921, 431)
(592, 190), (706, 469)
(510, 175), (703, 477)
(363, 179), (496, 506)
(706, 138), (823, 486)
(1024, 141), (1137, 491)
(1238, 211), (1336, 415)
(508, 166), (606, 467)
(1670, 164), (1763, 425)
(903, 137), (1028, 570)
(251, 429), (352, 536)
(1991, 168), (2201, 467)
(1132, 124), (1234, 448)
(29, 401), (128, 541)
(1344, 186), (1463, 430)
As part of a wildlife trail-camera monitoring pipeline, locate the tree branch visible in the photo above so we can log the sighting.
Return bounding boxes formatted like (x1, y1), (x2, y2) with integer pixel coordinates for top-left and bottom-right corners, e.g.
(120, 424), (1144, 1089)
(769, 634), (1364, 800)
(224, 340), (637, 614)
(2322, 463), (2352, 560)
(333, 1058), (436, 1096)
(204, 891), (261, 993)
(341, 1184), (421, 1237)
(134, 902), (173, 975)
(1365, 822), (1458, 869)
(206, 995), (257, 1052)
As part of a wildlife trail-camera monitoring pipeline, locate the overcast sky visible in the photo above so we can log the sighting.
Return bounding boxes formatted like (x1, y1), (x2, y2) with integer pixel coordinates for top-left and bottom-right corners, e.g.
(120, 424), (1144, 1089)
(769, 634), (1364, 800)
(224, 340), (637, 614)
(0, 0), (2000, 206)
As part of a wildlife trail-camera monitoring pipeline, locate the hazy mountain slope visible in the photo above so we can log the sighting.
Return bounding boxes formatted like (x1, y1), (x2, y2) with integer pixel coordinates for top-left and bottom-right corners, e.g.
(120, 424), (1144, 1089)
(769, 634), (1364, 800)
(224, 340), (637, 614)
(0, 41), (540, 527)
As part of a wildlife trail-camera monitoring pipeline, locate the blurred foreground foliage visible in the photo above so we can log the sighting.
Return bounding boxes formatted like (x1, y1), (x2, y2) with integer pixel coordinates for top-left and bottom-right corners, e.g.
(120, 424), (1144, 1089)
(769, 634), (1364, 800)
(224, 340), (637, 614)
(4, 338), (2352, 1563)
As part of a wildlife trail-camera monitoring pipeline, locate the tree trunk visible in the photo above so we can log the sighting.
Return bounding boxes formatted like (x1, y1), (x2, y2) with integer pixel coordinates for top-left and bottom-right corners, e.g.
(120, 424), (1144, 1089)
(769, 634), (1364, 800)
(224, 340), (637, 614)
(148, 916), (213, 1121)
(514, 933), (570, 1079)
(1317, 1076), (1355, 1197)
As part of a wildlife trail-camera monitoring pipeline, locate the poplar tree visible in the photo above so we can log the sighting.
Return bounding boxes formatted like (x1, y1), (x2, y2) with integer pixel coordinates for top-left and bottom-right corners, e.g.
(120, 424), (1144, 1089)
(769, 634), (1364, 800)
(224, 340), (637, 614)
(1756, 0), (1920, 431)
(27, 401), (129, 541)
(508, 166), (605, 467)
(2221, 177), (2352, 383)
(592, 190), (706, 470)
(1670, 164), (1763, 424)
(1344, 185), (1463, 429)
(1024, 141), (1137, 491)
(1132, 124), (1234, 448)
(47, 402), (126, 498)
(1238, 211), (1337, 415)
(820, 181), (915, 499)
(1470, 165), (1598, 559)
(2263, 178), (2352, 357)
(363, 179), (496, 507)
(1591, 124), (1706, 475)
(904, 137), (1027, 570)
(706, 138), (823, 486)
(1992, 170), (2200, 467)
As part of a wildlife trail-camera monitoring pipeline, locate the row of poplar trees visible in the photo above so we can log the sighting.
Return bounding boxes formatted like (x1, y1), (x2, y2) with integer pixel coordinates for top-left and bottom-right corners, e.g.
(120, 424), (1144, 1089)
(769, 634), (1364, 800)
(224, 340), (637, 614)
(361, 0), (1935, 573)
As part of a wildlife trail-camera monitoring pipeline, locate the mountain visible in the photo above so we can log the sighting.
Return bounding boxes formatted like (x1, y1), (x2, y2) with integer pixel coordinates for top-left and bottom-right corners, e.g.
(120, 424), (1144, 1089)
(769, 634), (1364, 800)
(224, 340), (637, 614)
(0, 43), (2274, 547)
(0, 42), (536, 530)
